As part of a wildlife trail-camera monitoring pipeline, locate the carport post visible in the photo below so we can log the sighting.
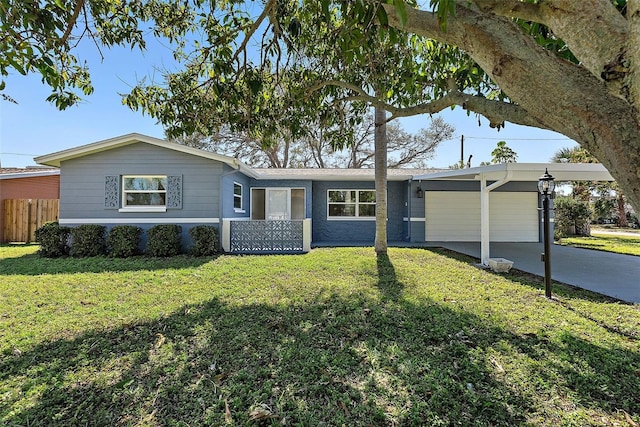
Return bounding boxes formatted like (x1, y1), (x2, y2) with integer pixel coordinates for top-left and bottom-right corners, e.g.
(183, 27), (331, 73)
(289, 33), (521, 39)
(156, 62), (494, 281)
(480, 174), (490, 265)
(480, 170), (513, 266)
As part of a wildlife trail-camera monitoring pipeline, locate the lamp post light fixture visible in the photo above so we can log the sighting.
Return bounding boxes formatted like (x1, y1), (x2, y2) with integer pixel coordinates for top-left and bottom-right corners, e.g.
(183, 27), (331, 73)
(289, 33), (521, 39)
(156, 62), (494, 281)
(538, 168), (556, 299)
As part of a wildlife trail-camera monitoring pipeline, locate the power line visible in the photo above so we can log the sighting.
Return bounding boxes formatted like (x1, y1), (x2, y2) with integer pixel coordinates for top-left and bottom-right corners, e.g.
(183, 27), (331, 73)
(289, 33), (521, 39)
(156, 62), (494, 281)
(463, 136), (572, 141)
(0, 152), (40, 156)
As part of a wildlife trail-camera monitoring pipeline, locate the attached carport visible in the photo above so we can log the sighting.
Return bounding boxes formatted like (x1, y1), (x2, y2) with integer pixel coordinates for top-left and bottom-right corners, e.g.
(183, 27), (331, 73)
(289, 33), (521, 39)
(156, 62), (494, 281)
(413, 163), (614, 265)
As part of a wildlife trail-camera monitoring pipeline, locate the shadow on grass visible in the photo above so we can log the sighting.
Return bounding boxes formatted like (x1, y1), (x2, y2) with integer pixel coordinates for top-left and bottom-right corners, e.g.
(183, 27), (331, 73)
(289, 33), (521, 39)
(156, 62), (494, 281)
(2, 293), (639, 426)
(376, 253), (403, 302)
(0, 252), (215, 275)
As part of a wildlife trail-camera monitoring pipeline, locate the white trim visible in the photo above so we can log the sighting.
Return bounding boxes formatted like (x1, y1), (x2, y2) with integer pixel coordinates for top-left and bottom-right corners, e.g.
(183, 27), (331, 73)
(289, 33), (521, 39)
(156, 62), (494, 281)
(226, 216), (252, 221)
(410, 217), (424, 222)
(327, 189), (377, 220)
(413, 162), (613, 182)
(233, 181), (244, 212)
(303, 219), (312, 252)
(119, 207), (167, 213)
(327, 217), (377, 221)
(59, 217), (220, 224)
(122, 175), (168, 209)
(0, 170), (59, 179)
(221, 219), (231, 252)
(35, 132), (258, 178)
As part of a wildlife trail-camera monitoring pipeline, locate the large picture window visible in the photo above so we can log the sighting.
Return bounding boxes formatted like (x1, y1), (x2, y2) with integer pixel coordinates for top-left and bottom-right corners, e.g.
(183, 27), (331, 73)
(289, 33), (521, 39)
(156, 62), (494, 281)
(122, 176), (167, 208)
(328, 190), (376, 218)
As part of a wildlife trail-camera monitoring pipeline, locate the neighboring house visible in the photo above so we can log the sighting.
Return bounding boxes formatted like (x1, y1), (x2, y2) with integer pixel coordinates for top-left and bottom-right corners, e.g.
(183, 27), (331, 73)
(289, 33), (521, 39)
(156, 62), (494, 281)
(0, 168), (60, 243)
(34, 133), (613, 261)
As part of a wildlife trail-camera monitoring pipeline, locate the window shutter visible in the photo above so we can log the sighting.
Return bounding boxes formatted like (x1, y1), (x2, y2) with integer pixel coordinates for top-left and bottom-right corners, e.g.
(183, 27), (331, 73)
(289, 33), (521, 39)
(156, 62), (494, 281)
(105, 176), (119, 209)
(167, 175), (183, 209)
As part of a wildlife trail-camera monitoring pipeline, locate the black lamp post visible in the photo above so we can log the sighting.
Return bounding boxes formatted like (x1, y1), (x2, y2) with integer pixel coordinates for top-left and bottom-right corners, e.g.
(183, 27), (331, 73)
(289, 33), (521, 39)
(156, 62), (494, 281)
(538, 168), (555, 298)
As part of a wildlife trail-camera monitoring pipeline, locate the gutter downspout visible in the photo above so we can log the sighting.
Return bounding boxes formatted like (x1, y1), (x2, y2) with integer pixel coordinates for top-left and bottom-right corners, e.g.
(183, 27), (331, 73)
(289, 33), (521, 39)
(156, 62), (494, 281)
(480, 169), (513, 265)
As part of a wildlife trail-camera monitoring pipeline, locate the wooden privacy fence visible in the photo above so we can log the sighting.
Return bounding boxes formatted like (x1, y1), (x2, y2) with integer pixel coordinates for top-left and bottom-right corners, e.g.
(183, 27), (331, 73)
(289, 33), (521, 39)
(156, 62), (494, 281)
(3, 199), (59, 243)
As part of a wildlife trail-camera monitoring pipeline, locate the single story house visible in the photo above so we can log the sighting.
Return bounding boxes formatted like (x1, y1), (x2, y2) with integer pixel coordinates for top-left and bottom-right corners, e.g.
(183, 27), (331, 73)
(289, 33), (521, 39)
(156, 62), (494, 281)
(34, 133), (613, 262)
(0, 167), (60, 243)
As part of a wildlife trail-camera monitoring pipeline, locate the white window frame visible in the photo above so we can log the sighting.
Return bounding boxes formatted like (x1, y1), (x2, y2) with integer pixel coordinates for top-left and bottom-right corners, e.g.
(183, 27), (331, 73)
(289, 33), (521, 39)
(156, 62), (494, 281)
(119, 175), (168, 213)
(327, 189), (376, 220)
(233, 182), (245, 213)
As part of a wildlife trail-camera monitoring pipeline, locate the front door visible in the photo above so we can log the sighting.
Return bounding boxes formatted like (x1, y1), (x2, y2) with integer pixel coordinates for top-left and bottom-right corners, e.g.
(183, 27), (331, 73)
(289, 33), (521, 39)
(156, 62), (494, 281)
(266, 189), (290, 220)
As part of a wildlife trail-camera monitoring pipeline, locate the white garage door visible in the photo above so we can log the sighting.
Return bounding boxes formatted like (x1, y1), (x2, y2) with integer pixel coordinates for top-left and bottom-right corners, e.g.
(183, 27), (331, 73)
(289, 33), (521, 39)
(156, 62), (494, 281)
(425, 191), (539, 242)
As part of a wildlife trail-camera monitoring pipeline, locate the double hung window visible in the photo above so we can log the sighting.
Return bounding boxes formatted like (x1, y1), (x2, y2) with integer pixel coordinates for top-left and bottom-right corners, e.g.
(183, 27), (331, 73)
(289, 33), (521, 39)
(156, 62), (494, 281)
(327, 190), (376, 218)
(122, 176), (167, 210)
(234, 182), (244, 212)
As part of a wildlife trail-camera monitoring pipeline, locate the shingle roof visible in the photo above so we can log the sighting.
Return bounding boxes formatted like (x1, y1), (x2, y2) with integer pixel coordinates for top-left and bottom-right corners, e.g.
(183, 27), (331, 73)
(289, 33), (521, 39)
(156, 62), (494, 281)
(0, 167), (59, 179)
(254, 168), (447, 181)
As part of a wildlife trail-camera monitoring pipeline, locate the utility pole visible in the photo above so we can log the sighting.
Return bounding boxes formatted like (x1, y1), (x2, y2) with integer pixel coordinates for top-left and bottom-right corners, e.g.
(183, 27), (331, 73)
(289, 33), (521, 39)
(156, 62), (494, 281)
(460, 135), (464, 167)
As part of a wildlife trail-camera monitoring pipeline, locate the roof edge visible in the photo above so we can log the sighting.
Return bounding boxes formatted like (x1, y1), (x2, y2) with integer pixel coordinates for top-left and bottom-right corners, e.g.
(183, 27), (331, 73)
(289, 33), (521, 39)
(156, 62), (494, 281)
(0, 169), (60, 180)
(34, 133), (258, 177)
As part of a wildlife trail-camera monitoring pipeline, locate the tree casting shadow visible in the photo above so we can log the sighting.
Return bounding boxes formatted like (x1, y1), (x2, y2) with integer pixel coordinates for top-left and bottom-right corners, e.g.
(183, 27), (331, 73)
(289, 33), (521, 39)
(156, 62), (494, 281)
(2, 292), (639, 426)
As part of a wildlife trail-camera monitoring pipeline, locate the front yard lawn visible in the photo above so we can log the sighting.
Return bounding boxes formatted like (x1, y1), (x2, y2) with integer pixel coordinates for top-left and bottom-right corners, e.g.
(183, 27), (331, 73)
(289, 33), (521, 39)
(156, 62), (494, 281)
(559, 233), (640, 256)
(1, 245), (639, 426)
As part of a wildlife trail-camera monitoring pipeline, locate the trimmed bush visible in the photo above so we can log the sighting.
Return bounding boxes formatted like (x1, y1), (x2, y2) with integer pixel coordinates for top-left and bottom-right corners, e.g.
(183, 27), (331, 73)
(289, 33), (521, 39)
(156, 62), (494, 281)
(107, 225), (142, 258)
(189, 225), (220, 256)
(34, 221), (71, 258)
(146, 224), (182, 257)
(70, 224), (107, 257)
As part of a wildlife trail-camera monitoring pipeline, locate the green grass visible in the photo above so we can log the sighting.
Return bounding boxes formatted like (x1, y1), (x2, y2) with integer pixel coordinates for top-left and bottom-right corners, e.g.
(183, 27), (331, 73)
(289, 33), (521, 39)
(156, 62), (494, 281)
(559, 233), (640, 256)
(1, 245), (639, 426)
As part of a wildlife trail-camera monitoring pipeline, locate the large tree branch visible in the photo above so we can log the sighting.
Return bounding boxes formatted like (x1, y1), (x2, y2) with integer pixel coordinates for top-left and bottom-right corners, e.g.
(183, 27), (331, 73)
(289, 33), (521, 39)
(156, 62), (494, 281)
(382, 1), (628, 98)
(306, 78), (549, 130)
(382, 2), (633, 143)
(472, 0), (628, 96)
(383, 1), (640, 215)
(60, 0), (84, 46)
(470, 0), (543, 22)
(232, 0), (276, 66)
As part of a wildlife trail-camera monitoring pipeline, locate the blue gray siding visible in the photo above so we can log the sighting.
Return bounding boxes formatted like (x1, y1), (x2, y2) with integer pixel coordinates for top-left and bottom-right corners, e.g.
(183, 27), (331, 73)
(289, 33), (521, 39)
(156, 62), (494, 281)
(59, 142), (229, 248)
(60, 142), (223, 220)
(221, 166), (252, 219)
(312, 180), (406, 243)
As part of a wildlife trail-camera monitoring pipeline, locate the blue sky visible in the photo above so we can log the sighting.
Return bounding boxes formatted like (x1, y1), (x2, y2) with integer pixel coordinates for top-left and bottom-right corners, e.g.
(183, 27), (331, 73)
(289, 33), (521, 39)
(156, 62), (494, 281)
(0, 37), (577, 168)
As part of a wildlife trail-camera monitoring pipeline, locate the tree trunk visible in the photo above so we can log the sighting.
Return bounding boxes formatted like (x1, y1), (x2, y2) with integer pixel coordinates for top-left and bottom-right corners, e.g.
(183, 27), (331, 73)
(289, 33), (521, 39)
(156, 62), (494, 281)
(617, 193), (628, 227)
(374, 106), (388, 255)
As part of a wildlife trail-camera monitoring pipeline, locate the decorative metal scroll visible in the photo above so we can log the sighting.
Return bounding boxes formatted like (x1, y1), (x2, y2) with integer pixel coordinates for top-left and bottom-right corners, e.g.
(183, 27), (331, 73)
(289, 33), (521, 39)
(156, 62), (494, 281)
(230, 220), (304, 253)
(166, 175), (183, 209)
(104, 176), (119, 208)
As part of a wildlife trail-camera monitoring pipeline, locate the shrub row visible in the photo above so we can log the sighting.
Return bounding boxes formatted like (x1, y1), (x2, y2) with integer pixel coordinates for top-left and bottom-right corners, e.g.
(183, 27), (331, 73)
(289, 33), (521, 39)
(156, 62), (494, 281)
(34, 223), (219, 258)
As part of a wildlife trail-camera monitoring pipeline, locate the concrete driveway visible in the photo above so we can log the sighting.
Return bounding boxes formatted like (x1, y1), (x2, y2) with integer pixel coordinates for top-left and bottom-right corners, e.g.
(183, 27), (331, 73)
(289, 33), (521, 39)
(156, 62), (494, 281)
(432, 242), (640, 304)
